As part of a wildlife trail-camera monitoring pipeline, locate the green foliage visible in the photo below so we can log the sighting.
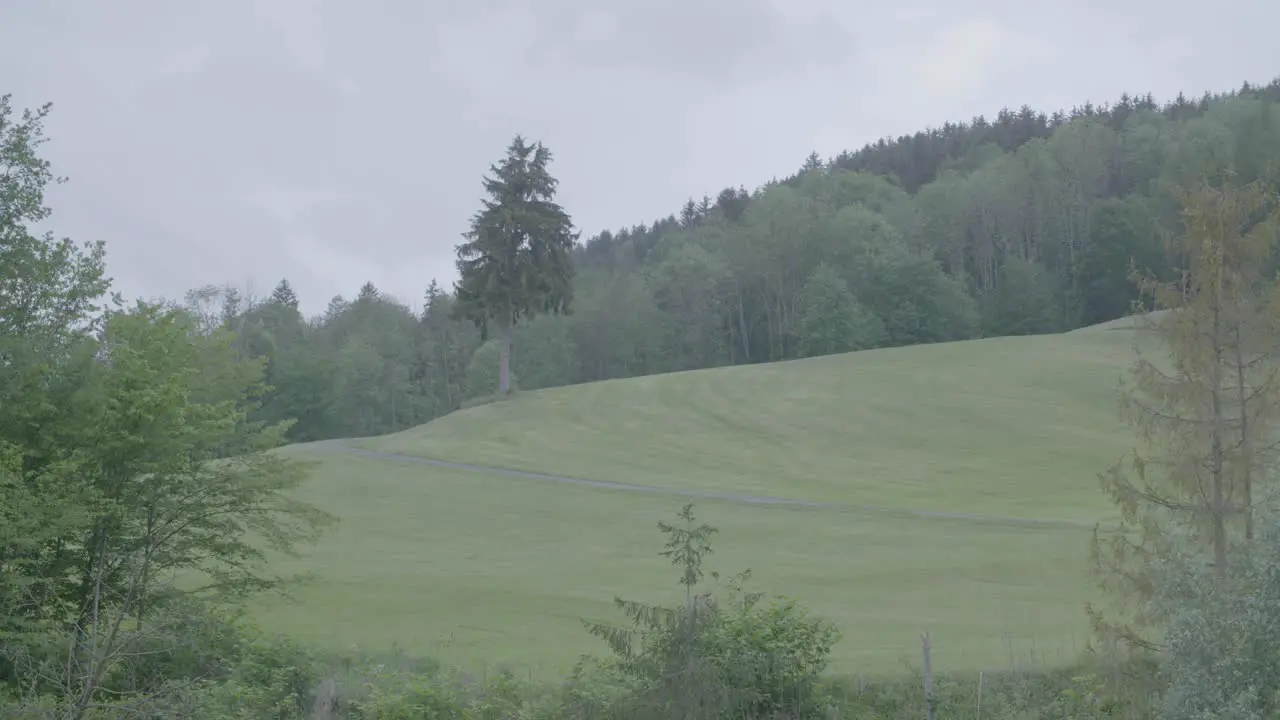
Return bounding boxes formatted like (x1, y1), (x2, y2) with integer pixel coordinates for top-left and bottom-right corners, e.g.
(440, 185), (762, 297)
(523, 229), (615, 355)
(464, 340), (518, 399)
(452, 135), (578, 395)
(512, 314), (574, 390)
(645, 243), (732, 370)
(1155, 508), (1280, 719)
(0, 97), (338, 712)
(987, 256), (1061, 336)
(1, 303), (336, 711)
(1090, 176), (1280, 651)
(13, 81), (1280, 719)
(0, 94), (112, 493)
(1081, 197), (1168, 326)
(151, 626), (319, 719)
(271, 278), (299, 309)
(348, 666), (548, 720)
(701, 593), (840, 717)
(0, 96), (112, 340)
(84, 302), (334, 593)
(659, 504), (717, 599)
(350, 675), (471, 719)
(816, 662), (1155, 719)
(453, 135), (578, 336)
(585, 504), (840, 719)
(116, 79), (1280, 451)
(0, 600), (321, 718)
(866, 246), (980, 346)
(797, 262), (885, 356)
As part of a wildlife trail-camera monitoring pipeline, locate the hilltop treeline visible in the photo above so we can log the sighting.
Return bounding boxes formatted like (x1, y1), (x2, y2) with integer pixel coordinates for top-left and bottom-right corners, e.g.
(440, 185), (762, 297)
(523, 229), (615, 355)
(192, 78), (1280, 442)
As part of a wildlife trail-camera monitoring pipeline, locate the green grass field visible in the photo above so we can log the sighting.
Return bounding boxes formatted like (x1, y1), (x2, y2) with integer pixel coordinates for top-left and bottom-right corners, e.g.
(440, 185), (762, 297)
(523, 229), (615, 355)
(257, 322), (1155, 679)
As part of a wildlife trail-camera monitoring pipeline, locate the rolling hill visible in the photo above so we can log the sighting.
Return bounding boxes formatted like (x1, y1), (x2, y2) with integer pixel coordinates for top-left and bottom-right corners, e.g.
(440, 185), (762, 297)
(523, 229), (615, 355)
(257, 320), (1152, 678)
(357, 319), (1146, 523)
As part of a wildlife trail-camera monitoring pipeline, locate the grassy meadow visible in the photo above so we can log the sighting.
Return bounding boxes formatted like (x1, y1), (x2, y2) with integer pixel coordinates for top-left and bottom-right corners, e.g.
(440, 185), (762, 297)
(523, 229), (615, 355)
(256, 321), (1156, 680)
(359, 321), (1147, 522)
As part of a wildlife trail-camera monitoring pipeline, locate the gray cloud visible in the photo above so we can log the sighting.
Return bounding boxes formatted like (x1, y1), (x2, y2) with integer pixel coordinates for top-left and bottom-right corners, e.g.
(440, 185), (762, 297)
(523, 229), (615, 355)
(1, 0), (1275, 314)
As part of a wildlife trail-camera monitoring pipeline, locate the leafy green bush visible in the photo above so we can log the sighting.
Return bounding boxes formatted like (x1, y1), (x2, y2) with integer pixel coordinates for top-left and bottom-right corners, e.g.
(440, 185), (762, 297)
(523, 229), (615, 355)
(345, 663), (559, 720)
(1155, 509), (1280, 719)
(703, 593), (840, 717)
(350, 674), (470, 720)
(818, 662), (1156, 720)
(586, 504), (841, 719)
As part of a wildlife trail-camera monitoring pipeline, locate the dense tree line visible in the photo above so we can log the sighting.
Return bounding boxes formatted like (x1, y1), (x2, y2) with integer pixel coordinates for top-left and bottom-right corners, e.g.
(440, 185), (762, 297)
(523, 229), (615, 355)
(195, 77), (1280, 442)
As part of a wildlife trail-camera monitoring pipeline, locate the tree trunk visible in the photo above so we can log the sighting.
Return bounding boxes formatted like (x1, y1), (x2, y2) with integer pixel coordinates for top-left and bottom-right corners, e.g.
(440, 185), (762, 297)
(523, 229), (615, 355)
(1210, 251), (1228, 577)
(437, 327), (455, 409)
(736, 293), (751, 362)
(1211, 398), (1228, 577)
(1233, 330), (1254, 541)
(498, 324), (512, 395)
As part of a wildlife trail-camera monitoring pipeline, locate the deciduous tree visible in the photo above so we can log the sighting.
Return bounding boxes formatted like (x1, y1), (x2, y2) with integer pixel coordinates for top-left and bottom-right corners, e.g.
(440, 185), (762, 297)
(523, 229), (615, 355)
(796, 262), (885, 356)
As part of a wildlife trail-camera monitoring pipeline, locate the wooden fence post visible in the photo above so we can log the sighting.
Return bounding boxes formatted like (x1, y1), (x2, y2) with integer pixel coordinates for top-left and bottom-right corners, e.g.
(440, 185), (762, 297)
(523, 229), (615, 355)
(977, 670), (984, 720)
(922, 632), (935, 720)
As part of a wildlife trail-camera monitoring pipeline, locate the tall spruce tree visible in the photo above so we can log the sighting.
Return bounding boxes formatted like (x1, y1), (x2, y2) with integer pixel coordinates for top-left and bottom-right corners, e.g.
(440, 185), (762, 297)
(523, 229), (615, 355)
(1089, 175), (1280, 652)
(270, 278), (298, 309)
(452, 135), (577, 394)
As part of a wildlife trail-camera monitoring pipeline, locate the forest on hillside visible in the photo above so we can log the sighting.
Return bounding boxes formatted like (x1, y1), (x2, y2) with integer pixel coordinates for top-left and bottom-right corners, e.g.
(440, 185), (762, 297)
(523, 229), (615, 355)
(185, 78), (1280, 442)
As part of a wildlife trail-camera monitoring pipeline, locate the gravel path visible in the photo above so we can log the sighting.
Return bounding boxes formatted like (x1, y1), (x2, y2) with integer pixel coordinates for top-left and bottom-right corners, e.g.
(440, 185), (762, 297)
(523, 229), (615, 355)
(325, 441), (1093, 530)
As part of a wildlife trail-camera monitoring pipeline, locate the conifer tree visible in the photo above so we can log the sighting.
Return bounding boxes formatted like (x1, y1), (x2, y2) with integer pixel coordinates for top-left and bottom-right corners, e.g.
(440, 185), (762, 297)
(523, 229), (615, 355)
(679, 198), (699, 228)
(356, 281), (379, 304)
(583, 504), (839, 719)
(1089, 175), (1280, 651)
(323, 295), (347, 322)
(697, 194), (713, 218)
(270, 278), (298, 309)
(452, 135), (577, 394)
(584, 504), (733, 716)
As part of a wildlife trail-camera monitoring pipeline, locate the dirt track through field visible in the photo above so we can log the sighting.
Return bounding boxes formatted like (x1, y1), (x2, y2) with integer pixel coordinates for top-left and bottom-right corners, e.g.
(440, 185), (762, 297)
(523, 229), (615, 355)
(325, 441), (1094, 531)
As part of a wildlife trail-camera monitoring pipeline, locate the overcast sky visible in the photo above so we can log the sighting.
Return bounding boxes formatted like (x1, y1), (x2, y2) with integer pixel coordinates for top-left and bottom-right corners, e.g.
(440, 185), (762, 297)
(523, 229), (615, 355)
(1, 0), (1275, 315)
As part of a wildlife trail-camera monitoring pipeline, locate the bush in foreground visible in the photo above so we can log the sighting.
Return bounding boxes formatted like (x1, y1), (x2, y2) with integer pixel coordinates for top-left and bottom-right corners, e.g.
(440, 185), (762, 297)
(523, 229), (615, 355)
(583, 504), (840, 719)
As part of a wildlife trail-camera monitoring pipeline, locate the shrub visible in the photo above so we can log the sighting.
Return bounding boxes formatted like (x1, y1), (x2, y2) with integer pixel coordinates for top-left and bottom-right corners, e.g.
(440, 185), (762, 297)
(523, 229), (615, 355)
(1154, 509), (1280, 719)
(586, 504), (841, 719)
(704, 593), (840, 717)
